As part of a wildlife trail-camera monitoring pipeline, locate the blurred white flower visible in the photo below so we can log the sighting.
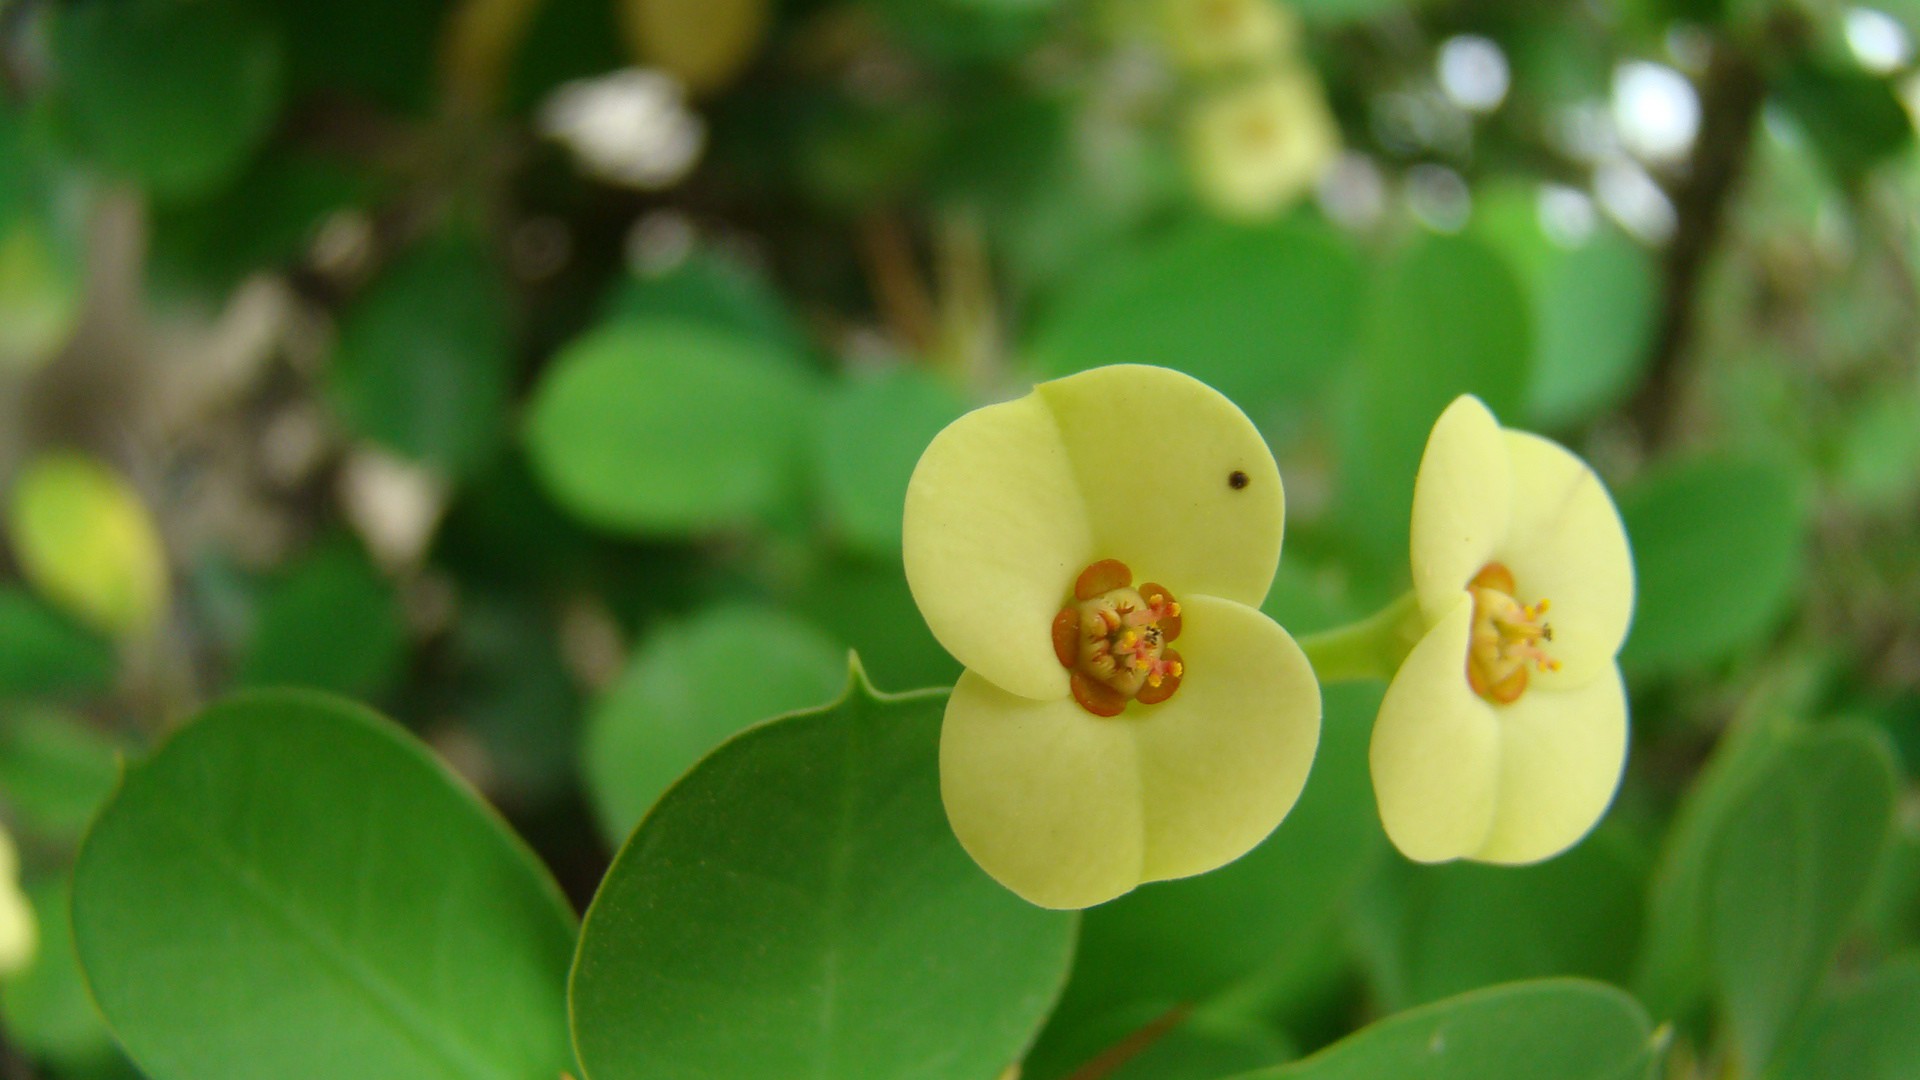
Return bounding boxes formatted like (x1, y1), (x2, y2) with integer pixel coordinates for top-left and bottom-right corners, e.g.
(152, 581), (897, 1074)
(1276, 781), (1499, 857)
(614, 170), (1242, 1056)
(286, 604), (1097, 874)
(1189, 68), (1341, 219)
(1438, 35), (1510, 114)
(537, 68), (706, 190)
(1595, 159), (1677, 245)
(1846, 8), (1913, 75)
(1538, 183), (1599, 248)
(1162, 0), (1297, 72)
(1612, 61), (1699, 165)
(338, 449), (449, 571)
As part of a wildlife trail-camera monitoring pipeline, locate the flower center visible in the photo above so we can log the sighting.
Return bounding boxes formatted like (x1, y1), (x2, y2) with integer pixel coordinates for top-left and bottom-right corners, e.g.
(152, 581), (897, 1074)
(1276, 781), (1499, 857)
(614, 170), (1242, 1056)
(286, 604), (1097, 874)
(1052, 558), (1186, 717)
(1465, 562), (1559, 705)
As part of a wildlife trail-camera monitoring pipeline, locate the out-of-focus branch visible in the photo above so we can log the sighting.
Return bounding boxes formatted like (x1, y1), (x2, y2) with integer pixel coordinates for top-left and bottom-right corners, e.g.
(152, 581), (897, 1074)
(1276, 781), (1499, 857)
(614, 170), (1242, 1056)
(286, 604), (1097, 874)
(1629, 39), (1769, 448)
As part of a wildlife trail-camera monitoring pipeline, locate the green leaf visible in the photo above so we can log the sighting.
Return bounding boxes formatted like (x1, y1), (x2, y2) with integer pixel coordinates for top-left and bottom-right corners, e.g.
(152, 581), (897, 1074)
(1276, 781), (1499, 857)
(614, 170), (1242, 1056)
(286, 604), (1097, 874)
(570, 661), (1076, 1079)
(1633, 713), (1791, 1020)
(1709, 724), (1898, 1071)
(149, 150), (371, 296)
(329, 236), (514, 479)
(1773, 955), (1920, 1080)
(72, 690), (578, 1080)
(0, 707), (124, 843)
(791, 554), (964, 693)
(1772, 63), (1914, 185)
(525, 319), (817, 534)
(603, 250), (811, 361)
(0, 587), (114, 697)
(815, 366), (969, 557)
(235, 541), (406, 699)
(1229, 979), (1657, 1080)
(52, 0), (283, 200)
(1338, 234), (1532, 567)
(0, 107), (84, 374)
(0, 880), (133, 1075)
(1618, 457), (1803, 675)
(583, 604), (849, 840)
(1027, 684), (1384, 1078)
(1030, 217), (1365, 411)
(1350, 825), (1646, 1010)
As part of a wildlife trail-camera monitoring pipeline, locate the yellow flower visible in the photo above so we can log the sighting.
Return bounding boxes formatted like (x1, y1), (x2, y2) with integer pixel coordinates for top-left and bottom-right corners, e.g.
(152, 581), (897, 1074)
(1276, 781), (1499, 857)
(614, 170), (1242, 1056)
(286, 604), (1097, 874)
(0, 827), (36, 976)
(1370, 395), (1634, 865)
(903, 364), (1321, 909)
(1187, 67), (1340, 220)
(6, 451), (170, 637)
(1161, 0), (1298, 72)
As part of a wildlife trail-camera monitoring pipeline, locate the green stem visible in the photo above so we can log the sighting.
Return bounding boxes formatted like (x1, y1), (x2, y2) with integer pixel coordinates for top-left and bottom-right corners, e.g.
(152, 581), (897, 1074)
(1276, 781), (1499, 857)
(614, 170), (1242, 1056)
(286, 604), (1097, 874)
(1296, 591), (1425, 684)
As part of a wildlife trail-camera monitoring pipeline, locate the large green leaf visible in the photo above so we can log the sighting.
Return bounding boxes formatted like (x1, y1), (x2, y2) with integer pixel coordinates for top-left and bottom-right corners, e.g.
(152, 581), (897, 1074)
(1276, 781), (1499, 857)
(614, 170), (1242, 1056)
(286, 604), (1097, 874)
(72, 691), (578, 1080)
(1708, 724), (1898, 1071)
(328, 236), (514, 479)
(582, 604), (849, 840)
(525, 319), (817, 534)
(1618, 457), (1803, 675)
(1230, 979), (1658, 1080)
(1338, 233), (1532, 567)
(52, 0), (283, 200)
(1030, 217), (1365, 411)
(1773, 955), (1920, 1080)
(570, 661), (1076, 1079)
(814, 366), (969, 557)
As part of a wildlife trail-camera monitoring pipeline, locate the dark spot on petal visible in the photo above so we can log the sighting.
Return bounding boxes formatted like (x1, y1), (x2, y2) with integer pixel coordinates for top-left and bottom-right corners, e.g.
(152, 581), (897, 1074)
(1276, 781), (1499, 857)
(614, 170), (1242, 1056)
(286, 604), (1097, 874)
(1228, 470), (1249, 490)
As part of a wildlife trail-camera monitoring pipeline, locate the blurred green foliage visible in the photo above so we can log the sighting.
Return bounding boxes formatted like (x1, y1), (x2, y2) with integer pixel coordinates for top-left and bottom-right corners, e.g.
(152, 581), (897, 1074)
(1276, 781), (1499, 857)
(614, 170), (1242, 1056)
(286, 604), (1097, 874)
(1, 0), (1918, 1075)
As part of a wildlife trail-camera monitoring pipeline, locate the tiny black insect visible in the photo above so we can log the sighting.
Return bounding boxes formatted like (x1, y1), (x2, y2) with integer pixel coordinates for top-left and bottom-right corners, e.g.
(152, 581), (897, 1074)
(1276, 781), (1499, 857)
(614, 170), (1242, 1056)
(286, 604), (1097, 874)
(1228, 470), (1249, 490)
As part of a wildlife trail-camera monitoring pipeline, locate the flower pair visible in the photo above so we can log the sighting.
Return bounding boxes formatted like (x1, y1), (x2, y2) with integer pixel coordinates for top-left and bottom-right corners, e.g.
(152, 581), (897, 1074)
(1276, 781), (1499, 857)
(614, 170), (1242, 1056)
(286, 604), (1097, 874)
(904, 365), (1632, 908)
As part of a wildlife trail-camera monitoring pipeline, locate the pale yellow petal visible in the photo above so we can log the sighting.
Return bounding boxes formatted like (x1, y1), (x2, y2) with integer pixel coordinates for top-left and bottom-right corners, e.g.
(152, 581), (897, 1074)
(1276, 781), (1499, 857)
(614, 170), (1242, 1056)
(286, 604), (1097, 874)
(1410, 395), (1512, 624)
(1130, 594), (1320, 882)
(1037, 365), (1284, 608)
(904, 394), (1092, 701)
(1473, 664), (1629, 864)
(1495, 431), (1634, 686)
(940, 671), (1145, 909)
(0, 831), (34, 976)
(1369, 598), (1501, 862)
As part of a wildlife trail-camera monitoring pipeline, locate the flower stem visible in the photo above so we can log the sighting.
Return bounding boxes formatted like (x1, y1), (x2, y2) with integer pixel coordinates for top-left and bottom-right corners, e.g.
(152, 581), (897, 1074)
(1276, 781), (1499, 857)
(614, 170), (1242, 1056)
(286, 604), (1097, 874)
(1296, 591), (1425, 684)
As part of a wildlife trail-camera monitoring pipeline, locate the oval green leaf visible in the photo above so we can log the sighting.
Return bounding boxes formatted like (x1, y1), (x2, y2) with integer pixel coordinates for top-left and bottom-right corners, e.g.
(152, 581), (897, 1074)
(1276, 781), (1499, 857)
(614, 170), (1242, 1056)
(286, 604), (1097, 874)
(1708, 724), (1898, 1071)
(52, 0), (283, 200)
(1618, 457), (1803, 675)
(329, 236), (513, 480)
(815, 366), (970, 557)
(1230, 978), (1657, 1080)
(1774, 955), (1920, 1080)
(525, 319), (816, 534)
(1030, 218), (1365, 410)
(236, 540), (407, 699)
(570, 661), (1077, 1079)
(72, 691), (578, 1080)
(582, 603), (849, 840)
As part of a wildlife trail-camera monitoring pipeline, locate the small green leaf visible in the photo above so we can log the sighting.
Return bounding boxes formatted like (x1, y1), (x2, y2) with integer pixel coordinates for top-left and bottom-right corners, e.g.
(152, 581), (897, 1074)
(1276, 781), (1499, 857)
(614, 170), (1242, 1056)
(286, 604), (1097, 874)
(1773, 955), (1920, 1080)
(603, 250), (811, 360)
(1031, 218), (1365, 411)
(1338, 234), (1532, 566)
(815, 366), (969, 557)
(52, 0), (283, 200)
(328, 236), (513, 479)
(72, 691), (578, 1080)
(0, 707), (123, 843)
(1229, 979), (1657, 1080)
(791, 554), (964, 693)
(525, 319), (817, 534)
(583, 604), (848, 840)
(1709, 724), (1898, 1071)
(1618, 457), (1803, 675)
(1773, 62), (1914, 185)
(570, 661), (1076, 1079)
(235, 541), (406, 699)
(0, 588), (114, 697)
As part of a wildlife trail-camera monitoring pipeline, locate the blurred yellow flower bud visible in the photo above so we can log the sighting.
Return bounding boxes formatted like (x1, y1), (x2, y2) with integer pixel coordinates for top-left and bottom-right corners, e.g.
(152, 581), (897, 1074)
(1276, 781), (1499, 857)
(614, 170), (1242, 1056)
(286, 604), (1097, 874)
(1161, 0), (1298, 72)
(0, 828), (36, 977)
(7, 452), (169, 637)
(1187, 67), (1340, 219)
